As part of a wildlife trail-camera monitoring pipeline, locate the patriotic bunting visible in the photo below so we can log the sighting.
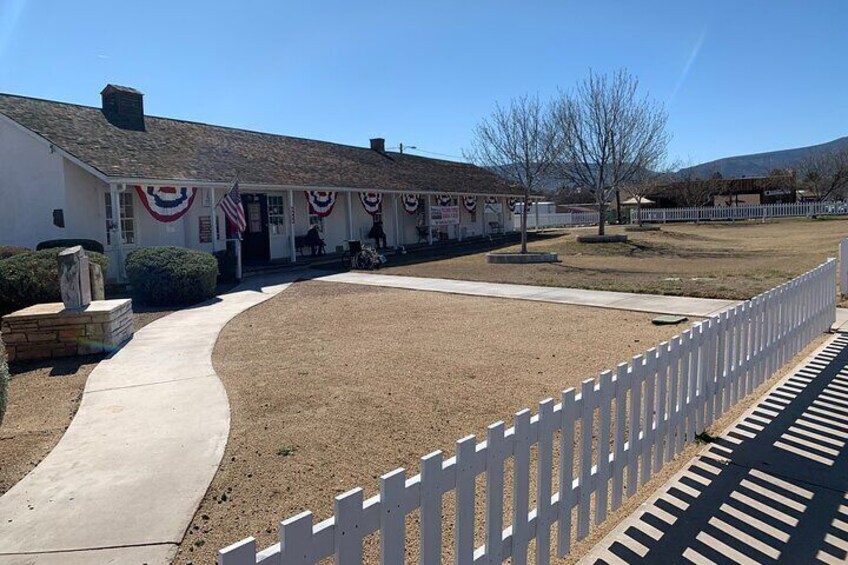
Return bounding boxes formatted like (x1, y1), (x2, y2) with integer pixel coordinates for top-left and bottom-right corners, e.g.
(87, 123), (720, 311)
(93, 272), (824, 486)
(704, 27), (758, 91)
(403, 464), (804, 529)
(359, 192), (383, 215)
(135, 185), (198, 223)
(305, 191), (337, 217)
(507, 198), (519, 212)
(485, 196), (499, 205)
(462, 196), (477, 213)
(402, 194), (420, 214)
(435, 194), (453, 206)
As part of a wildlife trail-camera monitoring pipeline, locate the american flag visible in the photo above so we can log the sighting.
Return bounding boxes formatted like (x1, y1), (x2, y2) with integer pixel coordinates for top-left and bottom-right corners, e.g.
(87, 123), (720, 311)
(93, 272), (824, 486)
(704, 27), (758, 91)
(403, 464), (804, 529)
(219, 179), (246, 234)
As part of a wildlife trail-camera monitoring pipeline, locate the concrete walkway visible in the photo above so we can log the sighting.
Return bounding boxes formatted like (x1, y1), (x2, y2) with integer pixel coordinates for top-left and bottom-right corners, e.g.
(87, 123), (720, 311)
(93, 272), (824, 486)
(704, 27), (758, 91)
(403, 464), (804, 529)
(0, 274), (299, 565)
(317, 272), (738, 317)
(581, 332), (848, 565)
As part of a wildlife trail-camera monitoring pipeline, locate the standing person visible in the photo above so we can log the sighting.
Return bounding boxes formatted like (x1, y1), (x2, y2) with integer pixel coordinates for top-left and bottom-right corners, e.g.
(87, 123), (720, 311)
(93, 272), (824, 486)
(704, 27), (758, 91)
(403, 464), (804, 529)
(368, 219), (387, 249)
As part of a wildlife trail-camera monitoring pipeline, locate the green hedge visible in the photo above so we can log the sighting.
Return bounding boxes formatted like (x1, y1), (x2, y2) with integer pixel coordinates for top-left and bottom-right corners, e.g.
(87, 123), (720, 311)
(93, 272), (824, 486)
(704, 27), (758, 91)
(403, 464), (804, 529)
(37, 239), (105, 254)
(126, 247), (218, 306)
(0, 249), (108, 316)
(0, 246), (30, 261)
(0, 333), (8, 427)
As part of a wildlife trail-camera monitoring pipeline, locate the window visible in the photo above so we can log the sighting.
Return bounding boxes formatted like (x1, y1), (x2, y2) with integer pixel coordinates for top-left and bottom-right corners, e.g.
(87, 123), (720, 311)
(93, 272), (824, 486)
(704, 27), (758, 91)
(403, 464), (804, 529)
(268, 195), (286, 236)
(470, 210), (477, 223)
(105, 192), (136, 245)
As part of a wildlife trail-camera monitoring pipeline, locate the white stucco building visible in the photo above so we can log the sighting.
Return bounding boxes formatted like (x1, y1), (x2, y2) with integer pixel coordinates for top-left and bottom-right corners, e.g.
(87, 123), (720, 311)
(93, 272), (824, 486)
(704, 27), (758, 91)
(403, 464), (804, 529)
(0, 85), (534, 281)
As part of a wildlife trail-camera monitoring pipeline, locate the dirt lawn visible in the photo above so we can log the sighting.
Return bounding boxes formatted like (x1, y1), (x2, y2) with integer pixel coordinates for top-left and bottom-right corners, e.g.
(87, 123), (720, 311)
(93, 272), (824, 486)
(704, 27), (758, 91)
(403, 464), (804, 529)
(0, 309), (173, 495)
(381, 218), (848, 300)
(176, 281), (690, 564)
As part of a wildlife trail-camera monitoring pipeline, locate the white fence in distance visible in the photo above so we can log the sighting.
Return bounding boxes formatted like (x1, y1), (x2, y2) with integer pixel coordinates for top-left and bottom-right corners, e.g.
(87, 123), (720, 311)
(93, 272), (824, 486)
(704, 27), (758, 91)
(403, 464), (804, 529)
(219, 259), (837, 565)
(632, 201), (848, 224)
(514, 211), (600, 230)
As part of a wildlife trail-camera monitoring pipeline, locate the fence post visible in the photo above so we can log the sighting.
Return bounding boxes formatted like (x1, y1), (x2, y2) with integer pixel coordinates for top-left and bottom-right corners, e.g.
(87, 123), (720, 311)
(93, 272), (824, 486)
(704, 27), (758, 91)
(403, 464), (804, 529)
(839, 239), (848, 297)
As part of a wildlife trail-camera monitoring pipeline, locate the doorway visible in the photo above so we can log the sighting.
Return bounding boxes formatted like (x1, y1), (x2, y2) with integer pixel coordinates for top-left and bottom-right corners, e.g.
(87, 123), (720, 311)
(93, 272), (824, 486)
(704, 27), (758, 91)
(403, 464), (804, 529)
(241, 193), (270, 262)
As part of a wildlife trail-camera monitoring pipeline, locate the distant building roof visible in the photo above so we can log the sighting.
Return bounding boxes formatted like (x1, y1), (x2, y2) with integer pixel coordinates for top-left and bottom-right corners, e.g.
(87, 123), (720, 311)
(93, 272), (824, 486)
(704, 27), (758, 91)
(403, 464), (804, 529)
(0, 92), (516, 195)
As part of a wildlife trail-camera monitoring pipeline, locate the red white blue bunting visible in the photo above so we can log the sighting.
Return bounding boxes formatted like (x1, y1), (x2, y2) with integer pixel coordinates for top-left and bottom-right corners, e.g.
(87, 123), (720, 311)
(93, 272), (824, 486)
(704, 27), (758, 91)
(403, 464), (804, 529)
(485, 196), (499, 205)
(507, 198), (519, 212)
(359, 192), (383, 215)
(402, 194), (420, 214)
(435, 194), (453, 206)
(462, 196), (477, 213)
(305, 191), (337, 217)
(135, 185), (198, 223)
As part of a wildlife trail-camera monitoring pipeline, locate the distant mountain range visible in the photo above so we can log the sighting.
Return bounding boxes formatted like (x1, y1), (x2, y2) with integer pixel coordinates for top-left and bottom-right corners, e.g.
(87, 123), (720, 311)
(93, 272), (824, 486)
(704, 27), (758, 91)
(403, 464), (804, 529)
(679, 136), (848, 179)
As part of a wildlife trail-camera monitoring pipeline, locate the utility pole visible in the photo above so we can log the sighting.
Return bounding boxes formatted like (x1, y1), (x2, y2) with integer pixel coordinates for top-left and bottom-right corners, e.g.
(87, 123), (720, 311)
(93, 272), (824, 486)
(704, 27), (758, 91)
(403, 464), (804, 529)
(398, 143), (416, 155)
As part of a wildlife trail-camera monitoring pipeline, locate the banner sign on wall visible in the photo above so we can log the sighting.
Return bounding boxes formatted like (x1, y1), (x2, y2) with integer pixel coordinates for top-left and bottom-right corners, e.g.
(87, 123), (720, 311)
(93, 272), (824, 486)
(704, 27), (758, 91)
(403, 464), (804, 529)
(462, 196), (477, 213)
(402, 194), (420, 214)
(199, 216), (212, 243)
(135, 185), (198, 223)
(359, 192), (383, 215)
(305, 191), (337, 217)
(484, 196), (502, 214)
(430, 205), (460, 226)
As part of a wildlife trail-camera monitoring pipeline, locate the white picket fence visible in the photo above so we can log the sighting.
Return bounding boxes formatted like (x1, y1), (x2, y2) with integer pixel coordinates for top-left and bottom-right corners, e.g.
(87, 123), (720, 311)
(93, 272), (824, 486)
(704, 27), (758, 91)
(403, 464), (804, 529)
(219, 259), (837, 565)
(632, 201), (848, 224)
(515, 211), (600, 230)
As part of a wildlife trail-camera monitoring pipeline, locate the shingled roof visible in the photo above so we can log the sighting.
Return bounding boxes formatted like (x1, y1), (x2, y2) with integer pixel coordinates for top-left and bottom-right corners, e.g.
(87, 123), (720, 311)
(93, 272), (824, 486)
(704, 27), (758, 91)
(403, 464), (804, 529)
(0, 93), (518, 195)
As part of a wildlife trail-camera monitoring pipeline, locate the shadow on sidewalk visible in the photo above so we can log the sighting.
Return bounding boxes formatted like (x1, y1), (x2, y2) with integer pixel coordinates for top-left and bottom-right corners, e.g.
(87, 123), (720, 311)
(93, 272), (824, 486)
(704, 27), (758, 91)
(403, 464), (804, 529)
(595, 334), (848, 565)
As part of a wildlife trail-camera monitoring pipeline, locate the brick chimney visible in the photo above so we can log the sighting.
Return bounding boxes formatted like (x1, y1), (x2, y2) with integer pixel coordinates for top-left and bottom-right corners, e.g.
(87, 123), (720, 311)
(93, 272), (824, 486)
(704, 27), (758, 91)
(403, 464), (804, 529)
(101, 84), (145, 131)
(370, 138), (385, 153)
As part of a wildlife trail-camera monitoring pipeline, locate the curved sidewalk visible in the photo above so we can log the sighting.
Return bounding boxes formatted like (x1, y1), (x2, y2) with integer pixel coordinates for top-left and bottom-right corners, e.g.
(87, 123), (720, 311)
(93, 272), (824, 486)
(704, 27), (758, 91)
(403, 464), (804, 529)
(0, 274), (298, 565)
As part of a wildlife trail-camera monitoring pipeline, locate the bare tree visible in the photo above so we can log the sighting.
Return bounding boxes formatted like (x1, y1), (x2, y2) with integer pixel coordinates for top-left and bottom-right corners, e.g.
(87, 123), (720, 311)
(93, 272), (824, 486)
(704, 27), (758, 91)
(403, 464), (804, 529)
(466, 94), (561, 253)
(796, 149), (848, 201)
(675, 166), (715, 208)
(553, 70), (670, 235)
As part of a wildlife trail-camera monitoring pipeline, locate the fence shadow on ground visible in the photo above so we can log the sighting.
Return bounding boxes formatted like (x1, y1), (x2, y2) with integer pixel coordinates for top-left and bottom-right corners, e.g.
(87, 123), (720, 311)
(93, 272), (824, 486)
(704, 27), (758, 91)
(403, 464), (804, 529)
(592, 334), (848, 565)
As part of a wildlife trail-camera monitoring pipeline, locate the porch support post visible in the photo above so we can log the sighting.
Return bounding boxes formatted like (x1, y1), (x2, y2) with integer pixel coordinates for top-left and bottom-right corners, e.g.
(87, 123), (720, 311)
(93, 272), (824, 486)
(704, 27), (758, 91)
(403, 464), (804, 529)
(427, 194), (433, 245)
(210, 187), (217, 253)
(393, 193), (401, 249)
(534, 198), (540, 231)
(458, 197), (464, 242)
(288, 189), (296, 263)
(501, 196), (507, 234)
(346, 191), (354, 240)
(110, 183), (124, 281)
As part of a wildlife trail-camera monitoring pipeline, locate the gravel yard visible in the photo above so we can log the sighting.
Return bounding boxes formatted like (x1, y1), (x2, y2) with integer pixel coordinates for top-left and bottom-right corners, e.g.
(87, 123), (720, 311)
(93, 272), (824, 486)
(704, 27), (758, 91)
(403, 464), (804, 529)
(176, 281), (689, 564)
(381, 218), (848, 300)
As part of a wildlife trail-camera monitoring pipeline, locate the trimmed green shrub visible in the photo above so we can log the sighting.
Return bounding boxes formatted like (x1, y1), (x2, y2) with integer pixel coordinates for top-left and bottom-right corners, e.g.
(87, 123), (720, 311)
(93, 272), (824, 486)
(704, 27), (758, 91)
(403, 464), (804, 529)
(0, 249), (108, 316)
(126, 247), (218, 306)
(0, 333), (8, 427)
(0, 246), (30, 261)
(37, 239), (105, 254)
(214, 248), (237, 283)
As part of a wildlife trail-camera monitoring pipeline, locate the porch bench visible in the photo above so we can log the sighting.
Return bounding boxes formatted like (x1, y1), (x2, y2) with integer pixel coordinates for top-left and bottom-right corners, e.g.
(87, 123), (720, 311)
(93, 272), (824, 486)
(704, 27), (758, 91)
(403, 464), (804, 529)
(488, 221), (503, 235)
(294, 235), (308, 256)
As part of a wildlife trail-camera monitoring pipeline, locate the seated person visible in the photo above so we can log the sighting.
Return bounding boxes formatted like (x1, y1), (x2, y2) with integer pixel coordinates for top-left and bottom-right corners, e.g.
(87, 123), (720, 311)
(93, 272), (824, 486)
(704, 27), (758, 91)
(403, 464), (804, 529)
(304, 224), (326, 256)
(368, 219), (388, 249)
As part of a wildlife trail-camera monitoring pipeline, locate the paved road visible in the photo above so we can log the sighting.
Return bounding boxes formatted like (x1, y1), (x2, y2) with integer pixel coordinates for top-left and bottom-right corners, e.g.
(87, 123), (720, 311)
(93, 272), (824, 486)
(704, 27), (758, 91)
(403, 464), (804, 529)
(317, 272), (738, 317)
(581, 333), (848, 565)
(0, 274), (298, 565)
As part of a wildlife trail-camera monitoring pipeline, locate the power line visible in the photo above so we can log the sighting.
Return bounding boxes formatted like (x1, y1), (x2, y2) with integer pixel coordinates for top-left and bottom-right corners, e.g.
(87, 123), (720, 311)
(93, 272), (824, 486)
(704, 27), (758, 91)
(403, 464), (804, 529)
(407, 147), (468, 161)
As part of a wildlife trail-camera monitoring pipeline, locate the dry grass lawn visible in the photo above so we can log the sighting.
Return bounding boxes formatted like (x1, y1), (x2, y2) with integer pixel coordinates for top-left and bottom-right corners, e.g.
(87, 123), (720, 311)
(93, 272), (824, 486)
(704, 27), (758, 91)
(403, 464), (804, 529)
(382, 218), (848, 300)
(175, 281), (689, 564)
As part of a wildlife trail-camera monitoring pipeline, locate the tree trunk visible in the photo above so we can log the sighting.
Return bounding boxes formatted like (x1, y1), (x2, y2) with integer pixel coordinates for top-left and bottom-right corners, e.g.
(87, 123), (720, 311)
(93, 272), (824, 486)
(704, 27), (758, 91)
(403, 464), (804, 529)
(597, 201), (607, 236)
(615, 187), (622, 225)
(520, 189), (530, 253)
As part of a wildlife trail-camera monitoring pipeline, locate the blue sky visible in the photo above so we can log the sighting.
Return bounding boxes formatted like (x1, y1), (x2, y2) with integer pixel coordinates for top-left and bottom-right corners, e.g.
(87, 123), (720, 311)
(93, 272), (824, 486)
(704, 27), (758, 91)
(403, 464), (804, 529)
(1, 1), (846, 165)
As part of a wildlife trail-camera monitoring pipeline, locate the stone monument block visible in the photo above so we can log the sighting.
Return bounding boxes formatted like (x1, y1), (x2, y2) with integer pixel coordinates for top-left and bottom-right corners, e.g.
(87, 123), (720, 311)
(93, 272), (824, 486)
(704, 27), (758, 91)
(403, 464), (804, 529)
(89, 262), (105, 301)
(57, 246), (92, 310)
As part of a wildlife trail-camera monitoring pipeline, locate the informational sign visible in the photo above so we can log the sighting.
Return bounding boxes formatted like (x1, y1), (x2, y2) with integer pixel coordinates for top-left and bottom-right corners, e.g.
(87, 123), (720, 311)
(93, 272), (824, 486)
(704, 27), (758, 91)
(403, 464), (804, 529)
(430, 205), (460, 226)
(199, 215), (212, 243)
(484, 202), (502, 214)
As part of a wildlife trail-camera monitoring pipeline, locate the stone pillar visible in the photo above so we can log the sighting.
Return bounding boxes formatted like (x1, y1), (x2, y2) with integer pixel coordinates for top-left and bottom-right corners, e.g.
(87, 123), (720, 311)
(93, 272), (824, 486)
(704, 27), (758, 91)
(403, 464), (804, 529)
(89, 262), (105, 301)
(58, 246), (92, 310)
